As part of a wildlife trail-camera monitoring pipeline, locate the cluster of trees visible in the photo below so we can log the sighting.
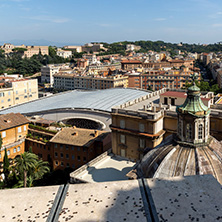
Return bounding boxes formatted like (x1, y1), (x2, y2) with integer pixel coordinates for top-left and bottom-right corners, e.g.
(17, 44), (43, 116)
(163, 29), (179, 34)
(1, 143), (50, 189)
(0, 46), (70, 76)
(185, 80), (221, 94)
(96, 40), (222, 55)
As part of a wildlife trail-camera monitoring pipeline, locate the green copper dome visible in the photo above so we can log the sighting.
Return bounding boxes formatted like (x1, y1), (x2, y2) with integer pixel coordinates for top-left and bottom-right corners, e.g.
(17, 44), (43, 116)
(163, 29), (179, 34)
(176, 79), (210, 117)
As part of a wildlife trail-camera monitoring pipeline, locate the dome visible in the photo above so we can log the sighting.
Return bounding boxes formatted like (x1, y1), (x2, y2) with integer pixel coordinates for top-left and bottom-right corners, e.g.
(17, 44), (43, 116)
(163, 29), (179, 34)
(137, 135), (222, 184)
(176, 82), (210, 117)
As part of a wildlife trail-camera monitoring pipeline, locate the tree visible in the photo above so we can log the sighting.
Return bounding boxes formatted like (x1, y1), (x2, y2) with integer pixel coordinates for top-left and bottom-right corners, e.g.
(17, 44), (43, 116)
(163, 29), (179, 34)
(31, 160), (49, 181)
(3, 148), (9, 185)
(15, 152), (38, 188)
(14, 152), (50, 188)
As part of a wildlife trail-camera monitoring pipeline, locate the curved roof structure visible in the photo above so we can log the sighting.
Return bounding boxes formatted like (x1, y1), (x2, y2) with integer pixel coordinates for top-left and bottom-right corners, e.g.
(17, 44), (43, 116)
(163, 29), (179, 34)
(138, 135), (222, 184)
(0, 88), (150, 115)
(176, 81), (210, 117)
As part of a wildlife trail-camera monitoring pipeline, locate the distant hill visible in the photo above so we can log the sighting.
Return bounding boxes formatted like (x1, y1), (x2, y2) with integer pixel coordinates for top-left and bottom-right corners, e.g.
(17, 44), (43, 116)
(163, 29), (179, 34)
(0, 39), (82, 47)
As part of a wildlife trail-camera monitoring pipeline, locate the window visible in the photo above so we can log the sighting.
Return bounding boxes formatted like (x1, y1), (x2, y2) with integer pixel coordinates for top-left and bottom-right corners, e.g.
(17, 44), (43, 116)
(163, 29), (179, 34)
(72, 155), (74, 160)
(77, 147), (80, 152)
(66, 154), (69, 159)
(55, 152), (58, 157)
(8, 99), (11, 102)
(120, 149), (126, 157)
(38, 153), (42, 158)
(139, 123), (145, 133)
(24, 89), (27, 93)
(66, 145), (69, 150)
(24, 125), (26, 131)
(17, 146), (20, 152)
(15, 97), (19, 100)
(54, 144), (57, 148)
(198, 124), (203, 139)
(83, 157), (87, 162)
(120, 134), (125, 144)
(77, 156), (81, 161)
(72, 164), (75, 169)
(60, 144), (63, 149)
(2, 131), (6, 138)
(66, 163), (70, 167)
(18, 127), (21, 133)
(8, 91), (11, 96)
(60, 153), (63, 158)
(71, 146), (74, 150)
(139, 139), (146, 148)
(61, 162), (64, 167)
(16, 91), (18, 95)
(186, 123), (192, 140)
(13, 148), (16, 153)
(7, 150), (10, 156)
(171, 98), (175, 106)
(55, 161), (58, 166)
(120, 120), (125, 129)
(164, 97), (168, 105)
(1, 100), (4, 103)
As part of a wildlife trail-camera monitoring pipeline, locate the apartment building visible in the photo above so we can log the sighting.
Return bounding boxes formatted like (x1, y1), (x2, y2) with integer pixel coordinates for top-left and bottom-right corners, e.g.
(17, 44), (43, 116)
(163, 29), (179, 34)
(53, 73), (128, 90)
(121, 58), (194, 71)
(22, 46), (48, 58)
(127, 68), (200, 90)
(121, 60), (143, 70)
(0, 113), (29, 161)
(25, 126), (111, 170)
(0, 43), (48, 58)
(126, 44), (141, 51)
(56, 49), (72, 59)
(63, 45), (82, 53)
(0, 43), (15, 54)
(41, 64), (70, 87)
(111, 92), (165, 161)
(0, 78), (38, 109)
(82, 43), (107, 53)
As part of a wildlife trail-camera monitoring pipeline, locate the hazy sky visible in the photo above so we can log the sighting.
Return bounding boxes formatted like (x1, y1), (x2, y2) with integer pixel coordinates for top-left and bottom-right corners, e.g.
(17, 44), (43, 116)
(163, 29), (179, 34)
(1, 0), (222, 45)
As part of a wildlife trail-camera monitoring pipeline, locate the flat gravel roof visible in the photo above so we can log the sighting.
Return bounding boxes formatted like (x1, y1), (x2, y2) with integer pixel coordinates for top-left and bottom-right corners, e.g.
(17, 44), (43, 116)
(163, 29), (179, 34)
(0, 88), (150, 114)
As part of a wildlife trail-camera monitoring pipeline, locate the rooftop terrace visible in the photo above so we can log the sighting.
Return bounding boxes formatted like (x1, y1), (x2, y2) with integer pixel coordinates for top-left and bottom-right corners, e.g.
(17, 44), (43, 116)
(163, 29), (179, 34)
(0, 175), (221, 221)
(70, 151), (135, 183)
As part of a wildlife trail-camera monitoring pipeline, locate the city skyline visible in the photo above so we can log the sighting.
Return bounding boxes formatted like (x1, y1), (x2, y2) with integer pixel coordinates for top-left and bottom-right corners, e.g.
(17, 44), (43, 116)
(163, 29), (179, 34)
(1, 0), (222, 45)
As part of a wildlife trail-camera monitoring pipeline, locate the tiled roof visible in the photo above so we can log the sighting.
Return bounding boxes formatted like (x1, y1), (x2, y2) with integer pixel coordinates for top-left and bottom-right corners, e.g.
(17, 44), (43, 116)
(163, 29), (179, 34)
(161, 91), (210, 101)
(0, 113), (29, 131)
(121, 60), (142, 64)
(50, 127), (108, 146)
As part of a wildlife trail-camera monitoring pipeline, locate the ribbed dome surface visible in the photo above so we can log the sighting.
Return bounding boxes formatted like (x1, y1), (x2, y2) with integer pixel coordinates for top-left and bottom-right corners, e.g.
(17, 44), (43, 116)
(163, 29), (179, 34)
(138, 135), (222, 184)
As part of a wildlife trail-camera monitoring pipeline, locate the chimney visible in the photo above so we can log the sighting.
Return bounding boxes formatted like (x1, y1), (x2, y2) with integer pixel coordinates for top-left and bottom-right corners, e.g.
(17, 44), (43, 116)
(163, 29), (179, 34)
(72, 131), (78, 136)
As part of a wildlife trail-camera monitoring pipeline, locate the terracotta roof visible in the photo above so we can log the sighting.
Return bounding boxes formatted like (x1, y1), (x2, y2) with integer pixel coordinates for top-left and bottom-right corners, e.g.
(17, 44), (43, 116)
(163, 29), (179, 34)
(161, 91), (187, 98)
(0, 113), (29, 131)
(161, 91), (211, 101)
(50, 127), (108, 147)
(121, 60), (142, 64)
